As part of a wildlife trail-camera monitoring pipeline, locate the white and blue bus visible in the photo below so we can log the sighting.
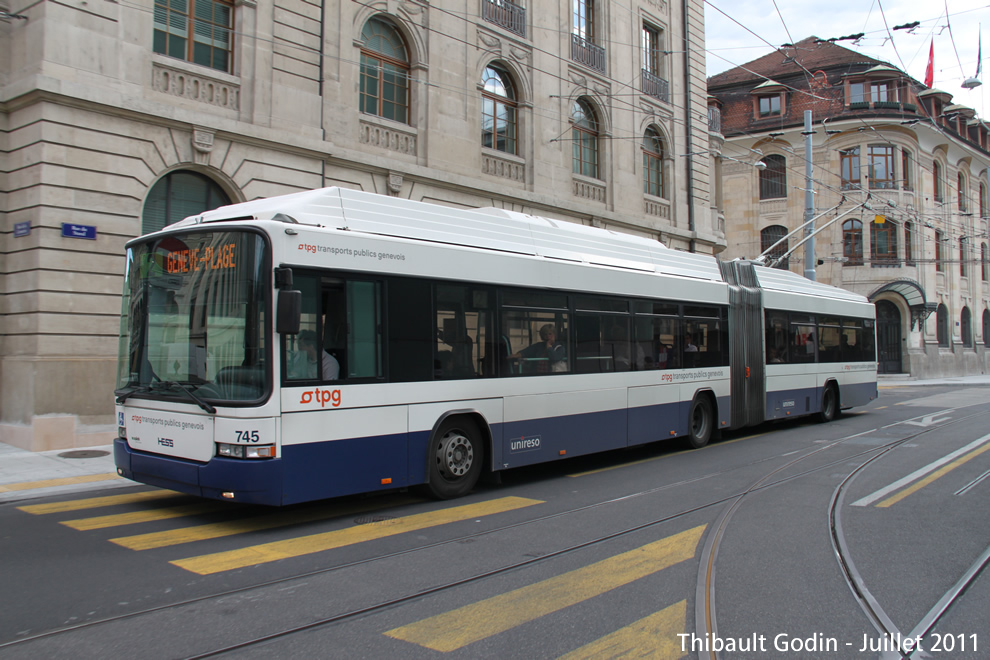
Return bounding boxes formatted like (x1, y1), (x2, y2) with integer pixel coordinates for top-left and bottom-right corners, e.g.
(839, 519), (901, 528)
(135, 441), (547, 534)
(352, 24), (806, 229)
(114, 188), (877, 505)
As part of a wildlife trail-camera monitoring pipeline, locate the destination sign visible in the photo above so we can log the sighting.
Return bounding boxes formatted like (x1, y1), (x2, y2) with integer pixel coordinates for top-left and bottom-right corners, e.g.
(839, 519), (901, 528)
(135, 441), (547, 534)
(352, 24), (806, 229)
(165, 242), (237, 274)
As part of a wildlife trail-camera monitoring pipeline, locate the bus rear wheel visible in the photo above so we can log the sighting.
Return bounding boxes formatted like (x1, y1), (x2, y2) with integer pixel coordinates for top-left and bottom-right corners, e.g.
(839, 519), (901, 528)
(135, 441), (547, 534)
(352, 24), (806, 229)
(688, 396), (713, 449)
(427, 417), (483, 499)
(818, 384), (839, 423)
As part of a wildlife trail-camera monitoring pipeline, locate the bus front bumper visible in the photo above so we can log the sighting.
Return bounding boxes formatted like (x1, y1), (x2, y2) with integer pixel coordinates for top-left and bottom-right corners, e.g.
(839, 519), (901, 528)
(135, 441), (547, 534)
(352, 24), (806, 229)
(114, 438), (284, 506)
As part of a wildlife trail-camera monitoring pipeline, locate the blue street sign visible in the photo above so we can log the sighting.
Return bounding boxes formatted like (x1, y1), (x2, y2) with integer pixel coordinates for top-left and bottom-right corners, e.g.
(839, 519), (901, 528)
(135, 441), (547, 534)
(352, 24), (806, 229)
(13, 221), (30, 237)
(61, 223), (97, 240)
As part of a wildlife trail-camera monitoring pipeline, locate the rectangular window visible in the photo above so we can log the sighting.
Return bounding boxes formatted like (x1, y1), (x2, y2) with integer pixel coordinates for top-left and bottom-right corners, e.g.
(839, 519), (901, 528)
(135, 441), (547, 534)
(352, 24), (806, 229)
(817, 317), (843, 363)
(960, 237), (969, 278)
(868, 145), (895, 189)
(633, 315), (679, 370)
(435, 285), (494, 380)
(789, 315), (816, 363)
(935, 230), (945, 273)
(285, 275), (383, 382)
(758, 96), (781, 117)
(503, 309), (570, 375)
(765, 312), (788, 364)
(901, 149), (912, 190)
(870, 82), (894, 103)
(849, 82), (866, 104)
(572, 0), (594, 40)
(840, 148), (860, 190)
(642, 24), (663, 76)
(871, 221), (898, 266)
(153, 0), (233, 73)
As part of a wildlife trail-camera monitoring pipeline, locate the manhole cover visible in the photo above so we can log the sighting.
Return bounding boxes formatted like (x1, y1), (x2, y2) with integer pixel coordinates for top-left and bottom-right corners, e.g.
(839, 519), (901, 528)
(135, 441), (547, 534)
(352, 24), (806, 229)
(57, 450), (110, 459)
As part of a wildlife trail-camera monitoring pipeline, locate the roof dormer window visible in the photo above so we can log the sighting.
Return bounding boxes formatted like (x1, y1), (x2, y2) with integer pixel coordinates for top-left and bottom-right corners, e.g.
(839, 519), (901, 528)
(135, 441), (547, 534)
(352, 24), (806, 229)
(759, 95), (781, 117)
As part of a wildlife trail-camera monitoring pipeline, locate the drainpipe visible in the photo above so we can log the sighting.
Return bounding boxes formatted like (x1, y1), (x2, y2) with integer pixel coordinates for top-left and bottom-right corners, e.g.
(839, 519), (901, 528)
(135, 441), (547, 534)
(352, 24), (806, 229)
(683, 0), (696, 249)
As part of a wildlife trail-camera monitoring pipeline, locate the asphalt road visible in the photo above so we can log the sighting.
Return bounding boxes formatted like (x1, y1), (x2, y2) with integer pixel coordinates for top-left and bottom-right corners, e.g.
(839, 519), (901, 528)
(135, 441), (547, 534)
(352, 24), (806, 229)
(1, 383), (989, 659)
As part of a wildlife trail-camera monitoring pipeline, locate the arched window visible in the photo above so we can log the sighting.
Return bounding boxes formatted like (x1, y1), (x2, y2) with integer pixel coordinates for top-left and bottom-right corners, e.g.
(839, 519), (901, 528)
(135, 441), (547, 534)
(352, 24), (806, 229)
(958, 172), (968, 211)
(642, 128), (666, 198)
(933, 161), (944, 202)
(936, 303), (949, 347)
(843, 218), (863, 266)
(981, 181), (988, 218)
(983, 309), (990, 347)
(759, 154), (787, 199)
(760, 225), (789, 269)
(481, 64), (517, 154)
(961, 306), (973, 347)
(571, 99), (599, 178)
(142, 171), (231, 235)
(360, 17), (409, 123)
(982, 242), (989, 281)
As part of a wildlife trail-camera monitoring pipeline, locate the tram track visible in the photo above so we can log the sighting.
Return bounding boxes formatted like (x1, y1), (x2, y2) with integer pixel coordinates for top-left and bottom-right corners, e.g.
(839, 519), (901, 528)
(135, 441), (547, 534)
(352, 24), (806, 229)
(4, 411), (986, 658)
(697, 407), (990, 660)
(829, 412), (990, 660)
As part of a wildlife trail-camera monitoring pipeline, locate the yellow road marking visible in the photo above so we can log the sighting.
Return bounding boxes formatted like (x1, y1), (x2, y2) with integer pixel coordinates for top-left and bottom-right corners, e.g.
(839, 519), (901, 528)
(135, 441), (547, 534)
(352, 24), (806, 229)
(557, 600), (687, 660)
(877, 442), (990, 508)
(62, 503), (229, 530)
(384, 524), (705, 652)
(18, 490), (178, 515)
(0, 473), (119, 493)
(172, 496), (543, 575)
(111, 495), (425, 550)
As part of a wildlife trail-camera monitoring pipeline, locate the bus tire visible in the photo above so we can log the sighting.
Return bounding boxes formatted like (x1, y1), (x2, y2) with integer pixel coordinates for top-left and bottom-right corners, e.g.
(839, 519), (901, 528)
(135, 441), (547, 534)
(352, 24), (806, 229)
(688, 395), (714, 449)
(427, 417), (483, 499)
(818, 384), (839, 423)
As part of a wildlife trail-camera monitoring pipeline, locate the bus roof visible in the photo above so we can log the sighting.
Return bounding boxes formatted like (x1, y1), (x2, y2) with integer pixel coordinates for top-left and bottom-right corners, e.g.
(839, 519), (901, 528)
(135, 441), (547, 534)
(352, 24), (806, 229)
(183, 187), (725, 282)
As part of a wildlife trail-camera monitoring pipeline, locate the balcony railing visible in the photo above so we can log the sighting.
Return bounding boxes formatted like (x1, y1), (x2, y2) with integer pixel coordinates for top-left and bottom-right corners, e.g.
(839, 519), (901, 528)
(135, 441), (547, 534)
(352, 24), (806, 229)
(482, 0), (526, 37)
(642, 69), (669, 103)
(571, 33), (605, 73)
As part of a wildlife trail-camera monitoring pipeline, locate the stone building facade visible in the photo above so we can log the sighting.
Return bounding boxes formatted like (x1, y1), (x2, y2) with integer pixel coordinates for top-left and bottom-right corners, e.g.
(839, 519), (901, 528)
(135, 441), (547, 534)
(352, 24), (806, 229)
(0, 0), (717, 449)
(709, 37), (990, 379)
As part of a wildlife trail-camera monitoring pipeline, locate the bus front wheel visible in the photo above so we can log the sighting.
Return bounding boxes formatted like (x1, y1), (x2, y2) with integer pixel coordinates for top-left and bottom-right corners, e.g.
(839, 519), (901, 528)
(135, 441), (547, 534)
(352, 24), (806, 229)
(688, 396), (713, 449)
(427, 417), (483, 499)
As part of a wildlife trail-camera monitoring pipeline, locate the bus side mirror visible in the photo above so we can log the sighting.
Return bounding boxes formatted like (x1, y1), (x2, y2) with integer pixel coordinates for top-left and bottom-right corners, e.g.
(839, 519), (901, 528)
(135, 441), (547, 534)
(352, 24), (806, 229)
(277, 290), (301, 335)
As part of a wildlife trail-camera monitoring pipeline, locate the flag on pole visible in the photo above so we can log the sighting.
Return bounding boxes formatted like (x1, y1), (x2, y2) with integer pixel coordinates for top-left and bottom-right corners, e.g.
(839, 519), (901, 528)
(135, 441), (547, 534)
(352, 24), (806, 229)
(924, 39), (934, 87)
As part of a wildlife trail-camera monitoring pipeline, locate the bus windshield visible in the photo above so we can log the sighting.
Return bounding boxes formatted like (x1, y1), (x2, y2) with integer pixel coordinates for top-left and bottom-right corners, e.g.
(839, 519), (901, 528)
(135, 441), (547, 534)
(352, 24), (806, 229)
(116, 230), (269, 404)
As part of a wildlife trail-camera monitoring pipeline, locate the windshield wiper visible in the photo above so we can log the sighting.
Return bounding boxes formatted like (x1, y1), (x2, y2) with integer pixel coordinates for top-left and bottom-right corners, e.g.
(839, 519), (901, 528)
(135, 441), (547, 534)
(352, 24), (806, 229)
(116, 385), (153, 404)
(153, 381), (217, 414)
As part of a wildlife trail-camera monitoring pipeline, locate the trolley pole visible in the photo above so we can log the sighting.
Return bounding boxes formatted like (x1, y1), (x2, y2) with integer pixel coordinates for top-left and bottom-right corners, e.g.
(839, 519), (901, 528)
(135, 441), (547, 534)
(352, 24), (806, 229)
(803, 110), (816, 281)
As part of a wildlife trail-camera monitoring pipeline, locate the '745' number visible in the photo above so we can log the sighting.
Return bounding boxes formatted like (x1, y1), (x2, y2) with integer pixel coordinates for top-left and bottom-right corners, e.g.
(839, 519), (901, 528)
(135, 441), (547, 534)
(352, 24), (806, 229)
(236, 430), (260, 443)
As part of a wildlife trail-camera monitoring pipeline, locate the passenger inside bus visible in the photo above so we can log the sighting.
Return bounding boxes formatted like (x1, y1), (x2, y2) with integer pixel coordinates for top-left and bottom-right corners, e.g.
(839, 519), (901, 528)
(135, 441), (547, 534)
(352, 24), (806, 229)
(512, 324), (567, 373)
(291, 330), (340, 380)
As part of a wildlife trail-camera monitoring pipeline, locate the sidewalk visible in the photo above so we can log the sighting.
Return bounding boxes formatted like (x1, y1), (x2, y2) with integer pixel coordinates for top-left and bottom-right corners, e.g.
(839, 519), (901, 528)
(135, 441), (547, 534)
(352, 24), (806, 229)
(0, 440), (127, 504)
(2, 374), (989, 504)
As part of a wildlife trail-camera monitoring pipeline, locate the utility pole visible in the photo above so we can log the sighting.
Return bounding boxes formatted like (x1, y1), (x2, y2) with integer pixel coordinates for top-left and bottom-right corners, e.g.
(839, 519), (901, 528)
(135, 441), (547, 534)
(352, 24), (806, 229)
(803, 110), (816, 281)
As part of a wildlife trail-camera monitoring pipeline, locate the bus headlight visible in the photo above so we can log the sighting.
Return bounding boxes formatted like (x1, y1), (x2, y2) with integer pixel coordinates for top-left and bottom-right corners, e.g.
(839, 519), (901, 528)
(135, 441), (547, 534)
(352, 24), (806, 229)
(217, 443), (275, 459)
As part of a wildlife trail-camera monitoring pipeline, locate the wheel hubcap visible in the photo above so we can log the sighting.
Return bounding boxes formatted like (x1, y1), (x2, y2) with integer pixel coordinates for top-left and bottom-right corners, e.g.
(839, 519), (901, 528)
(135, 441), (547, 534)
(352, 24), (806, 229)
(437, 431), (474, 478)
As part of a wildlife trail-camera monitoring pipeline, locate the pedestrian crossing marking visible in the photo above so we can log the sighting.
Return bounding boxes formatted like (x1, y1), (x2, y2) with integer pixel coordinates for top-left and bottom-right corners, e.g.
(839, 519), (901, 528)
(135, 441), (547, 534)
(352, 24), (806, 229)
(384, 524), (705, 652)
(18, 490), (179, 515)
(557, 599), (687, 660)
(62, 503), (229, 530)
(1, 473), (120, 493)
(171, 496), (544, 576)
(110, 495), (425, 550)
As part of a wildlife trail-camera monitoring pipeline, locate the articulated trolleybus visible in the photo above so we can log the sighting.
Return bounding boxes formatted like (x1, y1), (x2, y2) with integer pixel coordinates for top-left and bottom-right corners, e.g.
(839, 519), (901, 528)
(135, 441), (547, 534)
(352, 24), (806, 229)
(115, 187), (877, 505)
